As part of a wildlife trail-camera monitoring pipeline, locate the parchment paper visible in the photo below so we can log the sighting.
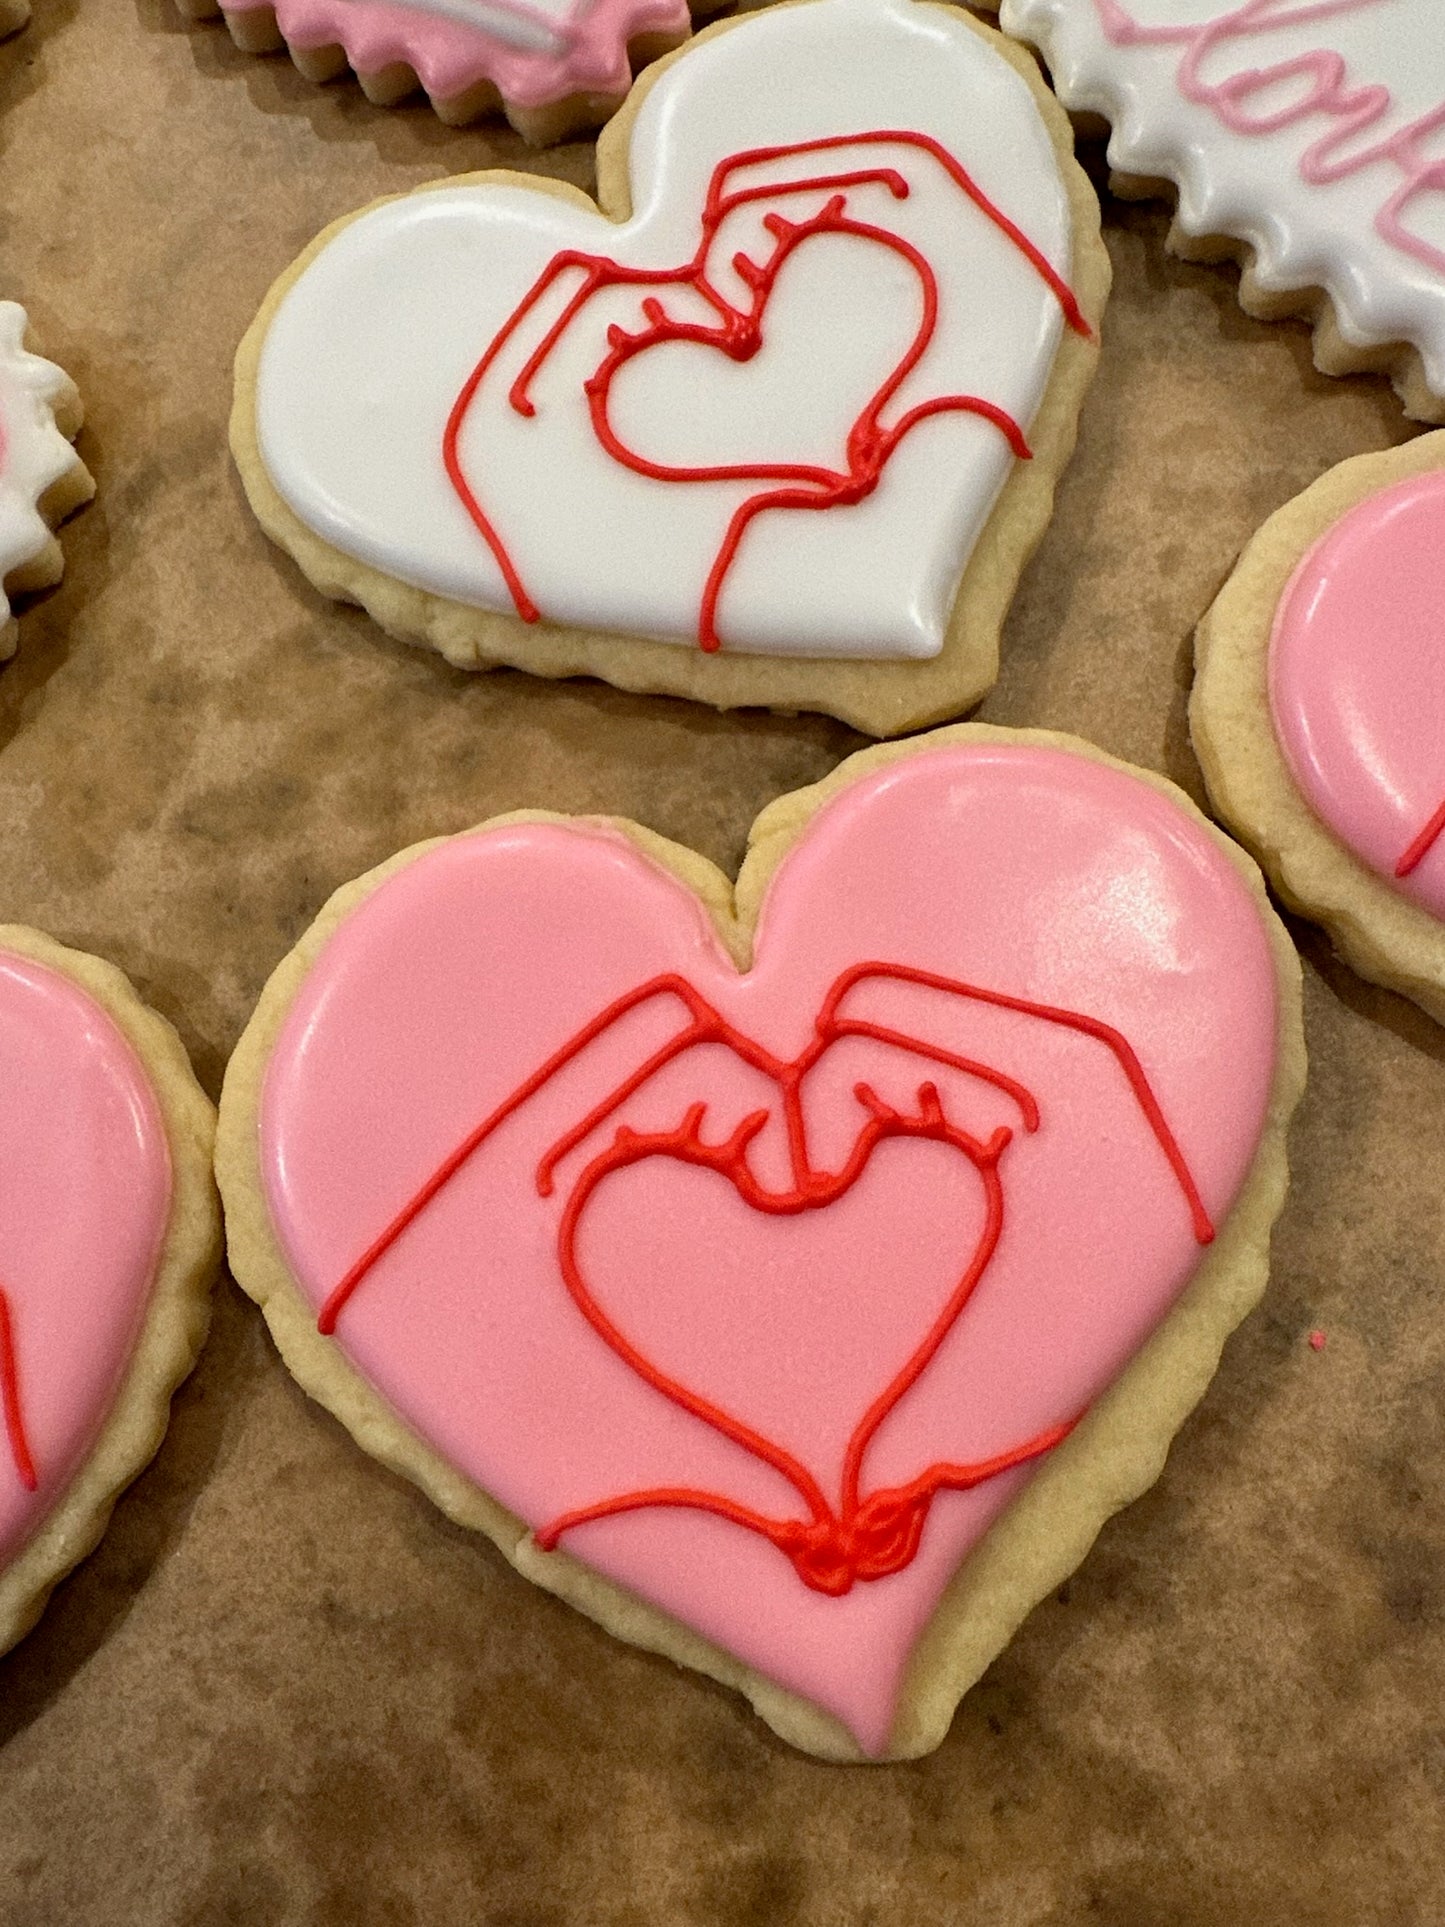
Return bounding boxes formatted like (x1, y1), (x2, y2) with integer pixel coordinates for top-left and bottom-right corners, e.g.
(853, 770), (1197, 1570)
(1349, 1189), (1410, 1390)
(0, 3), (1441, 1921)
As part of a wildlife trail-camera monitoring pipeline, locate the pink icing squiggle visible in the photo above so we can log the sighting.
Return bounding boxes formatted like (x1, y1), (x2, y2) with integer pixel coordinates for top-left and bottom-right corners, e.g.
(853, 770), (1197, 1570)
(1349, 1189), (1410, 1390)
(221, 0), (690, 111)
(1093, 0), (1445, 277)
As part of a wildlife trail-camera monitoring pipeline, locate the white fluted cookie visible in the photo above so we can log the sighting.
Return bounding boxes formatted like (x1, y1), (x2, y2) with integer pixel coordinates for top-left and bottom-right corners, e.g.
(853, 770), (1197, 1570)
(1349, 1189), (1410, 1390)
(994, 0), (1445, 423)
(0, 304), (94, 660)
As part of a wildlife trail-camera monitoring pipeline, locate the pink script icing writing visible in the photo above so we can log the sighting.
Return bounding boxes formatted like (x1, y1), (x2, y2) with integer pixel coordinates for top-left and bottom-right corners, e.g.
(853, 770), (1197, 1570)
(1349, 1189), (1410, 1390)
(1094, 0), (1445, 275)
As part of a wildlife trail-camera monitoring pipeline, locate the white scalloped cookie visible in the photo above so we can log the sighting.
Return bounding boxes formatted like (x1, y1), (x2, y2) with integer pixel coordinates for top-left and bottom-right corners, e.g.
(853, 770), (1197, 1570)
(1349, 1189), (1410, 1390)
(232, 0), (1109, 737)
(991, 0), (1445, 423)
(218, 724), (1303, 1759)
(0, 928), (221, 1656)
(1193, 432), (1445, 1023)
(176, 0), (722, 145)
(0, 304), (95, 661)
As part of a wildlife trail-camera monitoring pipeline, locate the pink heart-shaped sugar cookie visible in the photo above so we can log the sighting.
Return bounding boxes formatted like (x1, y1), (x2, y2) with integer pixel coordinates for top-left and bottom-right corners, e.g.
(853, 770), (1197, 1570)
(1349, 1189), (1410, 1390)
(1193, 431), (1445, 1026)
(218, 0), (690, 116)
(0, 932), (218, 1652)
(1269, 465), (1445, 916)
(224, 732), (1298, 1758)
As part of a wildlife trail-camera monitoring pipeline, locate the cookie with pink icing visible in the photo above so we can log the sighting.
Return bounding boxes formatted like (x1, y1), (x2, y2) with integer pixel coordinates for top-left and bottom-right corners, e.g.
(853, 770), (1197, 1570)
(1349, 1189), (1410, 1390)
(216, 724), (1303, 1759)
(231, 0), (1110, 736)
(1194, 430), (1445, 1022)
(992, 0), (1445, 422)
(0, 303), (94, 661)
(0, 928), (220, 1656)
(176, 0), (710, 143)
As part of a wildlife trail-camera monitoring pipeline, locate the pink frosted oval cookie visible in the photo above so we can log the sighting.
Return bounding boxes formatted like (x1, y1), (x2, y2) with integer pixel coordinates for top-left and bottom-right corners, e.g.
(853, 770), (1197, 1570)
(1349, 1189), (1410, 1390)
(993, 0), (1445, 423)
(217, 725), (1302, 1760)
(231, 0), (1110, 736)
(0, 303), (94, 661)
(177, 0), (703, 143)
(1194, 430), (1445, 1022)
(0, 930), (219, 1654)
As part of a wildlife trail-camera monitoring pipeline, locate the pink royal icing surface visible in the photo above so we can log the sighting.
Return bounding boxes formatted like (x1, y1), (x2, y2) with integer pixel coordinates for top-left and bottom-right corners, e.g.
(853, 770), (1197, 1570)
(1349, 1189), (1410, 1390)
(223, 0), (691, 110)
(260, 743), (1278, 1753)
(0, 950), (172, 1570)
(1269, 467), (1445, 919)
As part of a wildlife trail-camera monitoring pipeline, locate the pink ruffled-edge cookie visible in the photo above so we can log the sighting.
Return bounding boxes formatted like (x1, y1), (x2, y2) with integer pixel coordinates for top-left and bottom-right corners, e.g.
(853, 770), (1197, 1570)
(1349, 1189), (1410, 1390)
(1194, 430), (1445, 1023)
(176, 0), (709, 143)
(0, 928), (220, 1656)
(0, 303), (94, 662)
(218, 724), (1303, 1759)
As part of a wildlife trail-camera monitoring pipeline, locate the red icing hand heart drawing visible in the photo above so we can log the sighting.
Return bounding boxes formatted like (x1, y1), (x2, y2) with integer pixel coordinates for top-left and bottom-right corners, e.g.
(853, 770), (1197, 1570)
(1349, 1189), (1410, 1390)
(444, 132), (1085, 651)
(259, 744), (1278, 1752)
(252, 0), (1086, 664)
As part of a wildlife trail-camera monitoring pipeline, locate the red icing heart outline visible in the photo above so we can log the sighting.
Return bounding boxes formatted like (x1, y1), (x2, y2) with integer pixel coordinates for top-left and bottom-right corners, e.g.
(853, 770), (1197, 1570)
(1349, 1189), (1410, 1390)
(319, 962), (1212, 1596)
(442, 131), (1090, 652)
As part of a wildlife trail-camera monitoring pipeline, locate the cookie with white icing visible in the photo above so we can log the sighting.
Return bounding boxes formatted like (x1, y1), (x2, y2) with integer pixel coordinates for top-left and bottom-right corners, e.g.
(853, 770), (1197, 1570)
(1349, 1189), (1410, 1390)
(177, 0), (719, 144)
(231, 0), (1110, 737)
(0, 304), (94, 661)
(992, 0), (1445, 423)
(1193, 431), (1445, 1023)
(217, 723), (1303, 1760)
(0, 929), (221, 1656)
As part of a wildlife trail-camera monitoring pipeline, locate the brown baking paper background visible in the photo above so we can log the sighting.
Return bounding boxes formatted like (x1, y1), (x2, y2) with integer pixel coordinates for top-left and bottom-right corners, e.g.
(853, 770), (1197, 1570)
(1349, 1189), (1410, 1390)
(1, 3), (1442, 1920)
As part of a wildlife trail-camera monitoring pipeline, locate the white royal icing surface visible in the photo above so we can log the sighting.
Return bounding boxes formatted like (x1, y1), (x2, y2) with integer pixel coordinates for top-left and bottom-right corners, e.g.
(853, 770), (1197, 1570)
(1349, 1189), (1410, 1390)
(254, 0), (1076, 661)
(999, 0), (1445, 397)
(0, 303), (81, 633)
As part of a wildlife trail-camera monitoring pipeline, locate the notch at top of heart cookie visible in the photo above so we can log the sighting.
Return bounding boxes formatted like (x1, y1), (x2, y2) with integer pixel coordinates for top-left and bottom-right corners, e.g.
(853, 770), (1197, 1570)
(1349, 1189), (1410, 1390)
(232, 0), (1110, 735)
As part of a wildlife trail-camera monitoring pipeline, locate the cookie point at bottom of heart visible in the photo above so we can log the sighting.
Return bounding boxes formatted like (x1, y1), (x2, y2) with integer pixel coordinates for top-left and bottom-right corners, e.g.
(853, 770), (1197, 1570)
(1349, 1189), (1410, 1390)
(231, 730), (1299, 1759)
(525, 1471), (1036, 1758)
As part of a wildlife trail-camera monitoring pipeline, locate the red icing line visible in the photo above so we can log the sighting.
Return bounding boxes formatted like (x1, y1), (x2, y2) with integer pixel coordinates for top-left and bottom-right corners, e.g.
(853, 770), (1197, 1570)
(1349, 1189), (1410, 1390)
(1396, 794), (1445, 879)
(442, 131), (1090, 652)
(315, 960), (1211, 1594)
(0, 1285), (37, 1493)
